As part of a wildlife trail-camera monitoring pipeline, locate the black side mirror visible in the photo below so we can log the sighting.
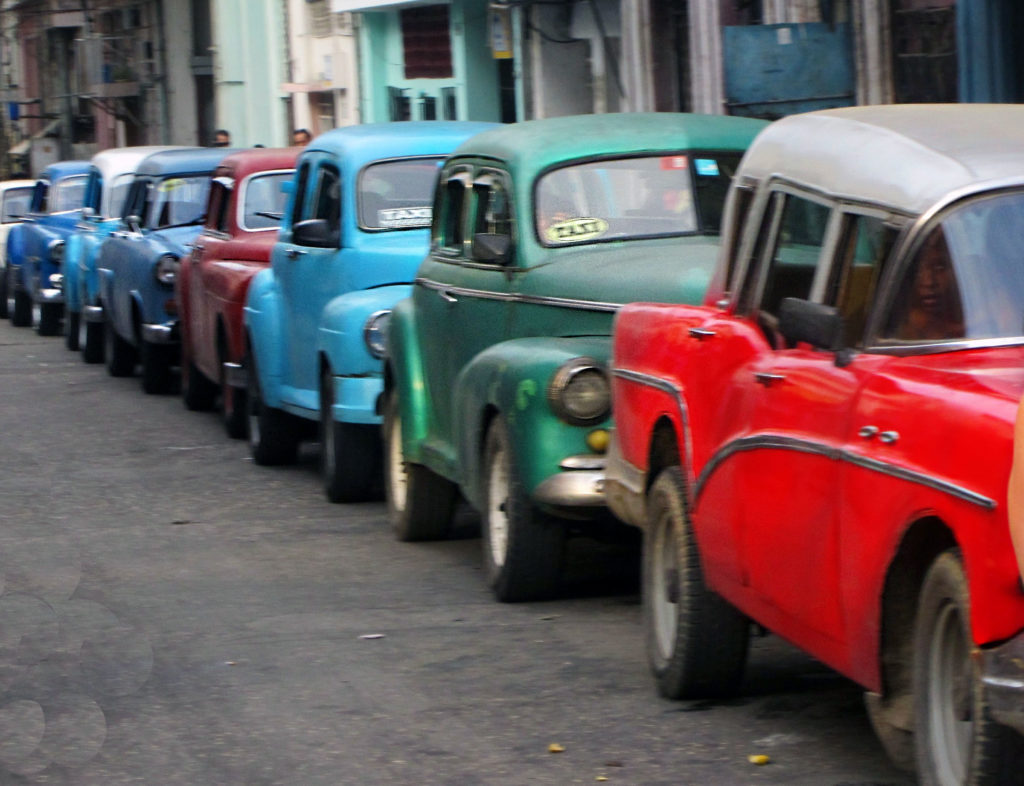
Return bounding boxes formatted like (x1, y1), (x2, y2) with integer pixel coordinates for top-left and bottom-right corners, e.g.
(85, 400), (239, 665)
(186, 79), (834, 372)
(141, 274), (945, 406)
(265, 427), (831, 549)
(292, 218), (340, 249)
(472, 232), (512, 264)
(125, 214), (143, 233)
(778, 297), (843, 351)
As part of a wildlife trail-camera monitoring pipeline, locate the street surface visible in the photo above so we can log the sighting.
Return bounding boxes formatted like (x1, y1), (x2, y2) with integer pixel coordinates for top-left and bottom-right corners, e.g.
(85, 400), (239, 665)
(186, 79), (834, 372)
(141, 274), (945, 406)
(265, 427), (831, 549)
(0, 317), (914, 785)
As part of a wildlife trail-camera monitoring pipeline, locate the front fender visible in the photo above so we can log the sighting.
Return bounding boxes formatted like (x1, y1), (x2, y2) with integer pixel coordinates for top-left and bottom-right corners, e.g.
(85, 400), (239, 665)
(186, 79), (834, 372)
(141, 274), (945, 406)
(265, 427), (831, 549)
(6, 224), (26, 280)
(243, 268), (285, 408)
(386, 296), (433, 465)
(454, 336), (612, 511)
(64, 232), (84, 312)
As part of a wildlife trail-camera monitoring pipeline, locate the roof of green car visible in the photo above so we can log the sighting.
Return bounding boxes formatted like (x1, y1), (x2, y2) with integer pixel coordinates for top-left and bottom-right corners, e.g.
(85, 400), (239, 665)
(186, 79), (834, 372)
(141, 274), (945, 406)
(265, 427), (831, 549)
(449, 113), (769, 178)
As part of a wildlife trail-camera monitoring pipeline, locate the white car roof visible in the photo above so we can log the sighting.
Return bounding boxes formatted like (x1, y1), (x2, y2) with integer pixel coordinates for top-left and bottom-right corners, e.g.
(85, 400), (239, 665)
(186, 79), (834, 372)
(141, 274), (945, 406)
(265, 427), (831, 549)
(738, 104), (1024, 215)
(0, 179), (35, 193)
(90, 146), (191, 216)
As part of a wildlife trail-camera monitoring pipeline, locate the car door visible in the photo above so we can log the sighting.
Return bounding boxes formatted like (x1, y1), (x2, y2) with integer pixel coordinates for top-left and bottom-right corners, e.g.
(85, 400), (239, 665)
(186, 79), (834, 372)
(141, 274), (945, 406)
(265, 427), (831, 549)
(723, 190), (900, 651)
(100, 178), (151, 341)
(274, 156), (341, 410)
(188, 175), (232, 375)
(415, 164), (514, 465)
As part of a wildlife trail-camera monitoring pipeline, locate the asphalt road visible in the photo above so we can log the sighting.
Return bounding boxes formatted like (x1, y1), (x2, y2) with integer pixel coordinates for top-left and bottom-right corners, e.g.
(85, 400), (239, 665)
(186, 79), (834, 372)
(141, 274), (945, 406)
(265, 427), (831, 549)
(0, 316), (915, 786)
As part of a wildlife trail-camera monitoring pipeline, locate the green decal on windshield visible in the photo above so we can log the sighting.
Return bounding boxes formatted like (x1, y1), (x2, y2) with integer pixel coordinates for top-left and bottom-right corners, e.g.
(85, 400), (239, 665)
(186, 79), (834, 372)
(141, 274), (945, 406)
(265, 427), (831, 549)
(158, 178), (185, 192)
(546, 217), (608, 244)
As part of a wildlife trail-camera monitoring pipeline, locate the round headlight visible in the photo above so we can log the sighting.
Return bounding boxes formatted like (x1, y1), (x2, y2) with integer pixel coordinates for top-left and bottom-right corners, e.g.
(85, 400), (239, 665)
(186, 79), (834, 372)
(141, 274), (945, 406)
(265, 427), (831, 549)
(548, 357), (610, 426)
(363, 310), (391, 359)
(154, 254), (179, 286)
(48, 239), (65, 265)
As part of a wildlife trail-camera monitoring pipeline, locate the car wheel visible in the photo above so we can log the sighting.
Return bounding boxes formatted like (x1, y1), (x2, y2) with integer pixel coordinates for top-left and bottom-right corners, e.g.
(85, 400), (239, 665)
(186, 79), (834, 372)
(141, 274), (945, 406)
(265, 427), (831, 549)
(181, 352), (217, 411)
(140, 339), (174, 395)
(0, 268), (8, 319)
(913, 550), (1024, 785)
(104, 319), (137, 377)
(246, 352), (299, 465)
(481, 416), (564, 602)
(37, 302), (61, 336)
(11, 288), (31, 327)
(384, 388), (456, 541)
(65, 310), (80, 351)
(644, 466), (749, 699)
(319, 368), (380, 503)
(81, 317), (104, 364)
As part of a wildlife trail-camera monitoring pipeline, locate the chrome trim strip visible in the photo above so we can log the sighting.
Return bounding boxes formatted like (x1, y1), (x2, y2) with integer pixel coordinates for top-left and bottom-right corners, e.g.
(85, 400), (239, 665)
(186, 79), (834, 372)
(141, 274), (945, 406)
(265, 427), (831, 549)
(612, 368), (995, 511)
(696, 434), (995, 510)
(533, 469), (605, 508)
(415, 277), (620, 312)
(559, 454), (607, 471)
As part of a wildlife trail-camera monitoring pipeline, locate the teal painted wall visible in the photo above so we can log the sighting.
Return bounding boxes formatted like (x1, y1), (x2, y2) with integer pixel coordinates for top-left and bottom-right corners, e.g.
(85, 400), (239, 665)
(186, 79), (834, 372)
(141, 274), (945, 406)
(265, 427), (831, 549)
(213, 0), (288, 146)
(358, 0), (501, 124)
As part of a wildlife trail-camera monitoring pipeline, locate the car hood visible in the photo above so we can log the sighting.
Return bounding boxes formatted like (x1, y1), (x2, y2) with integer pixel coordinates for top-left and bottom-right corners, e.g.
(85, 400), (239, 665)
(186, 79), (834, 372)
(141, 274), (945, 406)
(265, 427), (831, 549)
(149, 224), (205, 255)
(516, 235), (719, 308)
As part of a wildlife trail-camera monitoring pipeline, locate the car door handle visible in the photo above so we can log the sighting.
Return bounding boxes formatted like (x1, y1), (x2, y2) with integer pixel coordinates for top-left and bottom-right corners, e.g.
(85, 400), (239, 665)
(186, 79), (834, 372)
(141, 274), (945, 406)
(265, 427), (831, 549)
(753, 372), (785, 387)
(858, 425), (879, 439)
(286, 248), (306, 260)
(438, 289), (458, 303)
(688, 327), (715, 340)
(878, 430), (900, 444)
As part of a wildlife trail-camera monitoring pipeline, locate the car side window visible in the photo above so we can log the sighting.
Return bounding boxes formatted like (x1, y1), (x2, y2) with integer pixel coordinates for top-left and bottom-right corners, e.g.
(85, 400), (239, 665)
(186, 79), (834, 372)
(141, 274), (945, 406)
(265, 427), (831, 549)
(747, 192), (831, 322)
(289, 162), (312, 228)
(722, 184), (755, 296)
(206, 178), (231, 232)
(1, 188), (31, 223)
(434, 171), (469, 254)
(310, 166), (342, 242)
(470, 173), (513, 262)
(32, 181), (48, 214)
(828, 213), (899, 347)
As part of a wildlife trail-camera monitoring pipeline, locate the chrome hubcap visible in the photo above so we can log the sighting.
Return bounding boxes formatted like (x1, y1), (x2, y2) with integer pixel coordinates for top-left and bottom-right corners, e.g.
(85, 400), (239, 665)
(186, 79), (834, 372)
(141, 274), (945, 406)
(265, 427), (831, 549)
(487, 445), (510, 568)
(926, 600), (972, 786)
(651, 514), (679, 662)
(387, 409), (408, 513)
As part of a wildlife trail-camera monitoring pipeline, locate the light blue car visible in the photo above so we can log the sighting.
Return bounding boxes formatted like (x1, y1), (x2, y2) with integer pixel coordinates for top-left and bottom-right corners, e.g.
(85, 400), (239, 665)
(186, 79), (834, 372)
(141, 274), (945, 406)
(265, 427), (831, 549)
(244, 121), (495, 503)
(65, 146), (190, 360)
(96, 147), (229, 394)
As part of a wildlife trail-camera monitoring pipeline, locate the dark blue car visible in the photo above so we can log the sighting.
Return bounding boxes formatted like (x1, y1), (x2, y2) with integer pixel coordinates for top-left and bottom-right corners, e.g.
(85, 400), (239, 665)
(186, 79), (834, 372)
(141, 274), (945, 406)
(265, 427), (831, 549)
(96, 147), (229, 393)
(6, 161), (90, 333)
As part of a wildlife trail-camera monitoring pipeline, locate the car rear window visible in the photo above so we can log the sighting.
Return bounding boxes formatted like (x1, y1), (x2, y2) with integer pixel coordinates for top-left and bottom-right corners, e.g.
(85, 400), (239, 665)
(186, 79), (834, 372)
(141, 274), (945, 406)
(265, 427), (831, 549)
(1, 187), (32, 223)
(358, 157), (443, 231)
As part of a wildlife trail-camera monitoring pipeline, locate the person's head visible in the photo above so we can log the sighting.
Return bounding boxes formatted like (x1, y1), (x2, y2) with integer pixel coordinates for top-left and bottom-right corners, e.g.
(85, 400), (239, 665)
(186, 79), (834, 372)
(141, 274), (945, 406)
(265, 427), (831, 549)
(292, 128), (312, 147)
(912, 229), (958, 320)
(213, 129), (231, 147)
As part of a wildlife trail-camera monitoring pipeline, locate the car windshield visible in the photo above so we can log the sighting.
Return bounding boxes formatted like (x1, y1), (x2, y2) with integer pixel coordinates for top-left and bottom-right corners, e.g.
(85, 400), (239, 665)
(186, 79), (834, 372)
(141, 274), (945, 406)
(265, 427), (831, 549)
(1, 187), (32, 222)
(241, 172), (293, 230)
(882, 189), (1024, 343)
(358, 157), (442, 230)
(535, 153), (741, 247)
(146, 175), (210, 229)
(106, 174), (134, 219)
(50, 175), (88, 212)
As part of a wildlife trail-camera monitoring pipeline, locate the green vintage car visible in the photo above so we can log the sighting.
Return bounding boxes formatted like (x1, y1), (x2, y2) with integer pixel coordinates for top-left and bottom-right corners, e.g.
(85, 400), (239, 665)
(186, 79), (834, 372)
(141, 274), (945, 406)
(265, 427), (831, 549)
(384, 113), (766, 601)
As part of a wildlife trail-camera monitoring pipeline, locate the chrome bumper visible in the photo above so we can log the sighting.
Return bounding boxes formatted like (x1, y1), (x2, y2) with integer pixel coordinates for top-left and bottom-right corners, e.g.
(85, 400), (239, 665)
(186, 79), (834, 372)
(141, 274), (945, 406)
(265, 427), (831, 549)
(533, 455), (607, 508)
(83, 304), (104, 323)
(222, 361), (246, 389)
(141, 323), (177, 344)
(37, 287), (63, 303)
(981, 629), (1024, 736)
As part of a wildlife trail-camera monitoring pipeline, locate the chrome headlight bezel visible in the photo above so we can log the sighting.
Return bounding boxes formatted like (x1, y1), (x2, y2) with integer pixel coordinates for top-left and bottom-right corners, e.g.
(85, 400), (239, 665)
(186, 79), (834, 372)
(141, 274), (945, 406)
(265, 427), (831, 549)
(547, 357), (611, 427)
(48, 239), (65, 266)
(363, 310), (391, 359)
(153, 253), (180, 287)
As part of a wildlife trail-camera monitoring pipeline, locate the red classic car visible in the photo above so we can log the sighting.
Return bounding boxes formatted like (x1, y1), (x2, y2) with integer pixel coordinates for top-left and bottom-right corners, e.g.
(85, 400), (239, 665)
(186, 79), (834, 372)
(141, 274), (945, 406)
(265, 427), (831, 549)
(177, 148), (298, 436)
(606, 105), (1024, 784)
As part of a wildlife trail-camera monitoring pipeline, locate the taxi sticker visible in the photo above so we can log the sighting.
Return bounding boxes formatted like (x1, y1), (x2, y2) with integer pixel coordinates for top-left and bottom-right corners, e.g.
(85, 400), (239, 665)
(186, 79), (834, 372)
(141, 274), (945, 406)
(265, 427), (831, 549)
(158, 178), (186, 192)
(377, 206), (432, 228)
(695, 158), (720, 177)
(546, 217), (609, 244)
(660, 155), (689, 170)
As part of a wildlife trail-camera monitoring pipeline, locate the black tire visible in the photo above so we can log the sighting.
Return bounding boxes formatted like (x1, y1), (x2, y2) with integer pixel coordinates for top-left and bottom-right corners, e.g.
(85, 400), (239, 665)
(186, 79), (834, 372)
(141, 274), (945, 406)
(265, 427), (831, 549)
(246, 352), (299, 465)
(913, 550), (1024, 785)
(0, 267), (8, 319)
(104, 320), (137, 377)
(65, 310), (80, 351)
(140, 340), (174, 395)
(320, 368), (380, 503)
(864, 691), (916, 773)
(37, 302), (61, 336)
(81, 317), (104, 364)
(181, 353), (217, 411)
(644, 467), (749, 699)
(222, 375), (248, 439)
(481, 417), (565, 602)
(384, 389), (456, 541)
(11, 288), (31, 327)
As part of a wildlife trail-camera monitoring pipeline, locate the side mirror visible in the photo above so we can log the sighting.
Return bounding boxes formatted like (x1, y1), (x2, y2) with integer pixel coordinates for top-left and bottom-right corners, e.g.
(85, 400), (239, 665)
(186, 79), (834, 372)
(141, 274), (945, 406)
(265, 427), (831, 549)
(292, 218), (339, 249)
(125, 214), (142, 233)
(81, 207), (96, 221)
(778, 297), (843, 351)
(472, 232), (512, 264)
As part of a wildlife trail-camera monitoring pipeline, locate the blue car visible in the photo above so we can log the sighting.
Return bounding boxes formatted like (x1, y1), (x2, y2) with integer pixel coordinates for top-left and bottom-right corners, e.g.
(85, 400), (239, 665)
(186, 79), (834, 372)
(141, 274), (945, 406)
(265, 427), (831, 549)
(65, 146), (189, 360)
(96, 147), (229, 393)
(6, 161), (90, 333)
(244, 121), (495, 502)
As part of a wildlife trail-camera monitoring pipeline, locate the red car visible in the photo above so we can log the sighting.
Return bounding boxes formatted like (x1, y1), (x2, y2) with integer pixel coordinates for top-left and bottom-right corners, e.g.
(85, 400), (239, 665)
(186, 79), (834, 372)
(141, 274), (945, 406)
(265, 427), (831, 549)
(606, 105), (1024, 784)
(177, 148), (298, 436)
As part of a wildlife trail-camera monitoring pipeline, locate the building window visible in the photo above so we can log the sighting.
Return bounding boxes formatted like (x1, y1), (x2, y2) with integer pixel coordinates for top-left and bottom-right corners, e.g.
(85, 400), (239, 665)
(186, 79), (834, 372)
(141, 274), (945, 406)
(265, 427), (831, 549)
(309, 0), (332, 38)
(401, 5), (452, 79)
(891, 0), (957, 102)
